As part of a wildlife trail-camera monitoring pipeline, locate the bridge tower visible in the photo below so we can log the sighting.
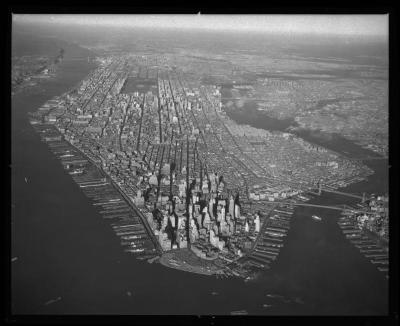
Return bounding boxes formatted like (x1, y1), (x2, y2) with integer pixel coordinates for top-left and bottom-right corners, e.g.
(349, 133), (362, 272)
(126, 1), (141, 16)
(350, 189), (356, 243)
(362, 192), (366, 203)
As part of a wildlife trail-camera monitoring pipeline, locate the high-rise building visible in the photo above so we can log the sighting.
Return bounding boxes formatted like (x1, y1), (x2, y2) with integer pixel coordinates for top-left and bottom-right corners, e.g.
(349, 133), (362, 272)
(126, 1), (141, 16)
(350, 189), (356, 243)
(229, 195), (235, 218)
(235, 204), (241, 219)
(255, 214), (260, 233)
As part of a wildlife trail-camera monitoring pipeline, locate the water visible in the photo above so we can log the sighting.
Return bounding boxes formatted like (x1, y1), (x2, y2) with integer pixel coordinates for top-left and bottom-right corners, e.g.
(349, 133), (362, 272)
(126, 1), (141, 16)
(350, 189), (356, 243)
(223, 99), (296, 131)
(223, 96), (384, 160)
(12, 39), (388, 315)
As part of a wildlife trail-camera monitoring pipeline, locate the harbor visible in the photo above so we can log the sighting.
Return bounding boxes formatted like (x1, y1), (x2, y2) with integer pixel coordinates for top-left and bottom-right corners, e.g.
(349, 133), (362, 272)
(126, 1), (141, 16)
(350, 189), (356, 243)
(338, 213), (389, 279)
(236, 203), (295, 272)
(32, 123), (159, 260)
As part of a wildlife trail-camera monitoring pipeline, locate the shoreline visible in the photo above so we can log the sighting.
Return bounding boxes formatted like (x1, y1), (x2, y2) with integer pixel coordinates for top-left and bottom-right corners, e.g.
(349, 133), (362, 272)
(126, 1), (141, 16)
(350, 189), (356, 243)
(20, 45), (387, 281)
(223, 102), (387, 160)
(27, 95), (385, 280)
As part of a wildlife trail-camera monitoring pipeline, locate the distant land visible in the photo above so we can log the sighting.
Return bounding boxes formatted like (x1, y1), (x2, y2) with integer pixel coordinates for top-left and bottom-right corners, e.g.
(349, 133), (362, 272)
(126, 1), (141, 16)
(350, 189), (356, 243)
(12, 31), (94, 59)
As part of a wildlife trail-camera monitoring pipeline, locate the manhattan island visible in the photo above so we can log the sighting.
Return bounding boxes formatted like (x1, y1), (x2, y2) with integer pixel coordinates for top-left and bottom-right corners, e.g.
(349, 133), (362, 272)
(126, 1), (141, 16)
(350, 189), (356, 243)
(29, 54), (376, 280)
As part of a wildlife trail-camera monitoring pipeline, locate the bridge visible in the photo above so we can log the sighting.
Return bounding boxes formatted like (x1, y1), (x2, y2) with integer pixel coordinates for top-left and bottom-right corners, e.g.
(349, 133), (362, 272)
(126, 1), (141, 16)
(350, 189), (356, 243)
(307, 188), (364, 200)
(221, 97), (269, 102)
(349, 156), (387, 161)
(289, 203), (372, 215)
(307, 182), (366, 202)
(257, 200), (372, 215)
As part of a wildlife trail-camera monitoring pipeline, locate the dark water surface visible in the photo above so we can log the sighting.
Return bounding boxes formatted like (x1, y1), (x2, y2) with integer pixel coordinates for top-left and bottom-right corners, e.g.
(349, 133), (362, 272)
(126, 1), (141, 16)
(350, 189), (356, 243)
(222, 96), (384, 160)
(224, 99), (296, 131)
(12, 41), (388, 315)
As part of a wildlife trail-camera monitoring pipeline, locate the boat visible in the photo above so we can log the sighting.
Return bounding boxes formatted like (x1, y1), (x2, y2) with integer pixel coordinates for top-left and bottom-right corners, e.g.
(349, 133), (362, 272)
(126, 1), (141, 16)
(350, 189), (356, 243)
(266, 294), (290, 302)
(29, 119), (40, 125)
(312, 215), (322, 221)
(147, 256), (160, 264)
(44, 296), (62, 306)
(266, 294), (284, 299)
(230, 310), (248, 315)
(69, 169), (84, 175)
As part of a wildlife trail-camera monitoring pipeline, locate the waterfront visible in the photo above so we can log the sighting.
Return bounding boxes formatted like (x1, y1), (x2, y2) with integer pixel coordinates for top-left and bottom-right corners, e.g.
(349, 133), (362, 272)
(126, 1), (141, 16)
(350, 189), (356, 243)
(12, 41), (388, 315)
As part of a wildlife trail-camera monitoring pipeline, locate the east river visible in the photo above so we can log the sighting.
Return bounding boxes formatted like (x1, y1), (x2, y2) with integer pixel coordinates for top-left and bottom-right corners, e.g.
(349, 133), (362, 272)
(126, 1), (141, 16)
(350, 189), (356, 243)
(12, 45), (388, 315)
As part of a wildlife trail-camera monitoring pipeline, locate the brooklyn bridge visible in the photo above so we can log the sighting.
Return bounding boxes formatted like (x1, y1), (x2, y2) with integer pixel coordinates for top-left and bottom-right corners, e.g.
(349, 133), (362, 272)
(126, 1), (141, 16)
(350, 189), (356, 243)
(257, 183), (372, 215)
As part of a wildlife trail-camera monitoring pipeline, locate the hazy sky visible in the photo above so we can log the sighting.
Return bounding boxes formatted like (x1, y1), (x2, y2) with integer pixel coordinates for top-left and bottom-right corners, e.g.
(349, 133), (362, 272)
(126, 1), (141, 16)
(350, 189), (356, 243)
(13, 14), (388, 36)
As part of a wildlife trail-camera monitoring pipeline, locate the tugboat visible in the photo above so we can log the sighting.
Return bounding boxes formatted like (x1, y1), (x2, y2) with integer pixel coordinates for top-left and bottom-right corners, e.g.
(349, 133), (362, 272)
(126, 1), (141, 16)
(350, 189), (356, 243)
(312, 215), (322, 221)
(69, 168), (84, 175)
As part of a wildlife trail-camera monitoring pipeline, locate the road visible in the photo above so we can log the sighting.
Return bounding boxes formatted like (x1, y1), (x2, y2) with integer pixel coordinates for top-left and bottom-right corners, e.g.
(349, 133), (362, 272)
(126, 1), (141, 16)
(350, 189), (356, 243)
(248, 203), (279, 254)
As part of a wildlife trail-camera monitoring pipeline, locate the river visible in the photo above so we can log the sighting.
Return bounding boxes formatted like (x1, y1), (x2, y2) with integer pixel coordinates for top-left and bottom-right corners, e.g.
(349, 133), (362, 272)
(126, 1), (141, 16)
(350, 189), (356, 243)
(11, 42), (388, 315)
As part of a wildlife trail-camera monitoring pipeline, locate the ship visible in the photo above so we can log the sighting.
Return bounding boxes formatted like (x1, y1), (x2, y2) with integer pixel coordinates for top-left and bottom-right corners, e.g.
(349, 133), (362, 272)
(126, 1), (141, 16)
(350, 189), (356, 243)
(312, 215), (322, 221)
(230, 310), (248, 315)
(28, 118), (41, 125)
(69, 168), (84, 175)
(44, 296), (62, 306)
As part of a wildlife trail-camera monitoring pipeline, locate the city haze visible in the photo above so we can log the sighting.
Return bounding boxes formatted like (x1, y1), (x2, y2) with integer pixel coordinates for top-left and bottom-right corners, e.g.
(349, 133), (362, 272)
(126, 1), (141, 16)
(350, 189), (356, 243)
(13, 14), (388, 37)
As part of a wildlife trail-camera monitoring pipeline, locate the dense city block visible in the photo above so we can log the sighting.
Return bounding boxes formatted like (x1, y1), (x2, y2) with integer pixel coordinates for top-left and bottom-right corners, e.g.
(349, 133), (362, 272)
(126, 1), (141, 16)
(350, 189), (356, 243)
(28, 53), (387, 279)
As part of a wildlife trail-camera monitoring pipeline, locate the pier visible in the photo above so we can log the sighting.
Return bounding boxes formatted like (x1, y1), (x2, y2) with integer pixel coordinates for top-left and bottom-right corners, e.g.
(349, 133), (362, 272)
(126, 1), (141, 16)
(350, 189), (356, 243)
(34, 123), (162, 257)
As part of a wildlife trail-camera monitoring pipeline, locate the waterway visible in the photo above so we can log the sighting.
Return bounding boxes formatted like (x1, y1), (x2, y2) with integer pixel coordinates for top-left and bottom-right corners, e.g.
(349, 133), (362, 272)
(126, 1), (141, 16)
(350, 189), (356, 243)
(223, 99), (296, 131)
(12, 40), (388, 315)
(222, 96), (384, 160)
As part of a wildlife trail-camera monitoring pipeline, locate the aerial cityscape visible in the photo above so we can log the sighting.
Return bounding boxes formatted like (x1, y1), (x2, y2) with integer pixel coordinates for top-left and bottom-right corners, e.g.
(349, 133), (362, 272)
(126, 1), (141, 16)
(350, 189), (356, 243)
(11, 14), (390, 316)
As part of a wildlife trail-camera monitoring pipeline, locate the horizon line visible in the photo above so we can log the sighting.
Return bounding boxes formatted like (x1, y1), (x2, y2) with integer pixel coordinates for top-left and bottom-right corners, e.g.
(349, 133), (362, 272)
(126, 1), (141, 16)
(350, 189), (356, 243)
(12, 14), (388, 38)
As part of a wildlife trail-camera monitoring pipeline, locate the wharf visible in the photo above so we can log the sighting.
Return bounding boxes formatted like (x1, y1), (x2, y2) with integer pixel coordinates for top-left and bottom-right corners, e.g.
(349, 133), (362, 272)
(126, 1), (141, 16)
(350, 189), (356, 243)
(33, 123), (161, 259)
(339, 214), (389, 278)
